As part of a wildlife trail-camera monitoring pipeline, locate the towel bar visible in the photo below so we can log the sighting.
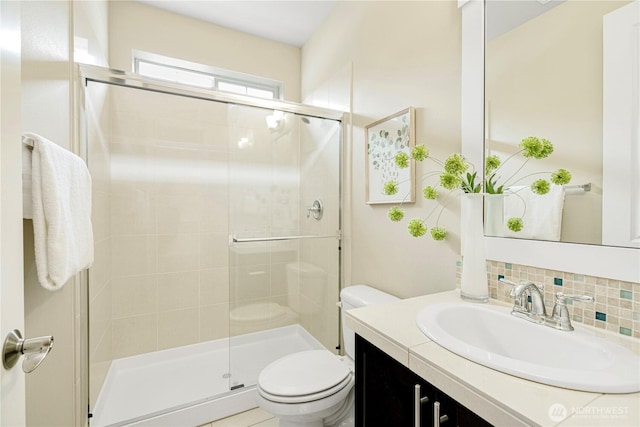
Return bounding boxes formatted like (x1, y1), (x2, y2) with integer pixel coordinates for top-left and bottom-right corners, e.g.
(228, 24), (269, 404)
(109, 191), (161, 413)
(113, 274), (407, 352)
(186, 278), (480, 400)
(22, 135), (35, 150)
(564, 183), (591, 192)
(232, 232), (341, 243)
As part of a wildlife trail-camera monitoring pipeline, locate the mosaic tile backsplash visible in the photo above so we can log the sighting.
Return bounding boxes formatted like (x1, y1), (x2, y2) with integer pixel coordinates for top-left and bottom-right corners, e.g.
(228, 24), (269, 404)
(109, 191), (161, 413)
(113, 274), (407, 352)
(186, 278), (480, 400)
(456, 260), (640, 339)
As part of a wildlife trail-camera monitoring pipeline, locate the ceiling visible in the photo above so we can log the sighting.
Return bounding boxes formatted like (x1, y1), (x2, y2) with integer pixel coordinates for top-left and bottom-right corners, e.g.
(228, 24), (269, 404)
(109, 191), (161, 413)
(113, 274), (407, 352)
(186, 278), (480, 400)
(486, 0), (566, 40)
(135, 1), (338, 47)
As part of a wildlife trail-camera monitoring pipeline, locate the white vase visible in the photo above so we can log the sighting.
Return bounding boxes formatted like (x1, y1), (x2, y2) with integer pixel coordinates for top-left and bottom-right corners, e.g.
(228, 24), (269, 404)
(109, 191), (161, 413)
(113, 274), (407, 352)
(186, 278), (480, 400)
(460, 193), (489, 303)
(485, 194), (505, 237)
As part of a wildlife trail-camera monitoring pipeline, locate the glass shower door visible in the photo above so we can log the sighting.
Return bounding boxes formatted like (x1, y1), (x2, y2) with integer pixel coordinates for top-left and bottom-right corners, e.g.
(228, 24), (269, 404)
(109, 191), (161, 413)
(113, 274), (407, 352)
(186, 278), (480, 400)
(85, 80), (235, 425)
(227, 104), (342, 391)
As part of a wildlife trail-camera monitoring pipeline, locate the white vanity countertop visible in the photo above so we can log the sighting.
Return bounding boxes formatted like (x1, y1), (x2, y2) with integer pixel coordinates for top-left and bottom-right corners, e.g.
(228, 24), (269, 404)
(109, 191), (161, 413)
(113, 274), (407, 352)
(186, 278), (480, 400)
(345, 290), (640, 427)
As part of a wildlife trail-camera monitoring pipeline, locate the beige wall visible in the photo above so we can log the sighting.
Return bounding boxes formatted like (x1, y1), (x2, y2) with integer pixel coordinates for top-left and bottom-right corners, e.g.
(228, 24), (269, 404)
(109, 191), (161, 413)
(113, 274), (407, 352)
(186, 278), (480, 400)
(301, 1), (463, 299)
(108, 0), (302, 102)
(74, 0), (109, 67)
(486, 0), (629, 245)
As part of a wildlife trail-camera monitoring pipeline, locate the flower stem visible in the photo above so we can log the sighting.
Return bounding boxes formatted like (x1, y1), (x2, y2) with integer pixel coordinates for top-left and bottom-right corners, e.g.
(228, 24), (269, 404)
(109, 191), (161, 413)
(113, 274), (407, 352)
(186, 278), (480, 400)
(500, 157), (531, 188)
(429, 191), (460, 226)
(427, 157), (445, 168)
(504, 190), (527, 218)
(507, 171), (552, 187)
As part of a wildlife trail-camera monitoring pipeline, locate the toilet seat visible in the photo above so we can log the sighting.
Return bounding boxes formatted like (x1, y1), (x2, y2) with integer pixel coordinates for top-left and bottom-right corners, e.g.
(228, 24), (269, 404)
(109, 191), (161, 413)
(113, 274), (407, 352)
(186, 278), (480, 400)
(258, 350), (353, 404)
(259, 375), (353, 404)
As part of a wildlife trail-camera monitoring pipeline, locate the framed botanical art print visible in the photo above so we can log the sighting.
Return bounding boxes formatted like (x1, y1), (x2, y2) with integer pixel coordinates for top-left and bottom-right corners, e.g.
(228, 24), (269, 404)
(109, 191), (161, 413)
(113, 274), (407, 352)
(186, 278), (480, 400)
(365, 107), (415, 204)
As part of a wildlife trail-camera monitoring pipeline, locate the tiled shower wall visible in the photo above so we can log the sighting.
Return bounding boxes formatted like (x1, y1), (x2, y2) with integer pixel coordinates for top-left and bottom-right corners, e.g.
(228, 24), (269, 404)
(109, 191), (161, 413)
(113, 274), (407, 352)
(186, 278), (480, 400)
(457, 260), (640, 339)
(107, 86), (230, 359)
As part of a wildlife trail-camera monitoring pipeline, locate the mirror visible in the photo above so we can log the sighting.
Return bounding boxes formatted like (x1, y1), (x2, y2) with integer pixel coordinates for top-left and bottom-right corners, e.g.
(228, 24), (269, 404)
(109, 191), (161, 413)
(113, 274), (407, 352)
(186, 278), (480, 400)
(484, 0), (638, 247)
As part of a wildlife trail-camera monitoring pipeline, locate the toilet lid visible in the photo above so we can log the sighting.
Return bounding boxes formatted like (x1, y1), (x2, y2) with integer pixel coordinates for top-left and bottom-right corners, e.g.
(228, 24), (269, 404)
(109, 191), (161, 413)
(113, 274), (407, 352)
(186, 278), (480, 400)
(258, 350), (351, 398)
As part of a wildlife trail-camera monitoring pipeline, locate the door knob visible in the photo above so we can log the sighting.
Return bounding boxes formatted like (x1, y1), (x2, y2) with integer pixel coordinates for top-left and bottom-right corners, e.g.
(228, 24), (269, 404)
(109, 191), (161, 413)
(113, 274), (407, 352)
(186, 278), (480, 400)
(2, 329), (54, 373)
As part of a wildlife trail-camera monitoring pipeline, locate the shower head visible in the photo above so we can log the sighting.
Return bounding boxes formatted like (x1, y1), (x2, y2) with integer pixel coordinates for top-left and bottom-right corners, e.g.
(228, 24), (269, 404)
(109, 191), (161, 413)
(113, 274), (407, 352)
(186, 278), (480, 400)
(300, 117), (311, 124)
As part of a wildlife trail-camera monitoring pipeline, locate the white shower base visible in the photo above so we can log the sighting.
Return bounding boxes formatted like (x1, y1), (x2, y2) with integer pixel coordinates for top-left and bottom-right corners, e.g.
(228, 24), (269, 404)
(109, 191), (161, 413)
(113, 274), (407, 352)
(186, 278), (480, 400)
(92, 324), (324, 427)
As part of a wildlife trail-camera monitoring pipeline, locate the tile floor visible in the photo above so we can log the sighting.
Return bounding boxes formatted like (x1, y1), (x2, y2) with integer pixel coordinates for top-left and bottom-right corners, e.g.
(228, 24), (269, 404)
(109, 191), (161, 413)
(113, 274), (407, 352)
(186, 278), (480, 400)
(198, 408), (279, 427)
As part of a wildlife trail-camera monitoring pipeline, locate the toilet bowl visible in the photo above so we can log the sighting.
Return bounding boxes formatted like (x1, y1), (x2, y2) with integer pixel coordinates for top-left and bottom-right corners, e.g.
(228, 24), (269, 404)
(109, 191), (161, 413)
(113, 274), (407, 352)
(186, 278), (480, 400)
(256, 285), (399, 427)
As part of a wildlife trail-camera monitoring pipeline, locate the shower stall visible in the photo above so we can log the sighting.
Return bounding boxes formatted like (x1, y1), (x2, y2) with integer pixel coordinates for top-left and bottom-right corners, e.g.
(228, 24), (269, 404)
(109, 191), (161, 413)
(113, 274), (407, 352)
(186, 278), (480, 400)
(80, 65), (343, 426)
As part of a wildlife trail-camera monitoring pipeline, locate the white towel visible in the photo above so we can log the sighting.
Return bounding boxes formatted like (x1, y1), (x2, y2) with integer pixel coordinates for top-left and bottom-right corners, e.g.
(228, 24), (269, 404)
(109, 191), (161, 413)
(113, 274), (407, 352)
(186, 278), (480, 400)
(27, 132), (94, 290)
(503, 185), (565, 241)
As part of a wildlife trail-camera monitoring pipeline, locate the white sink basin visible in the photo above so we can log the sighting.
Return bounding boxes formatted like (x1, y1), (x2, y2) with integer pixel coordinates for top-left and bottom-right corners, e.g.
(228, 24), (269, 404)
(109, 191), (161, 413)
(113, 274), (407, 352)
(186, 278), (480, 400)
(416, 302), (640, 393)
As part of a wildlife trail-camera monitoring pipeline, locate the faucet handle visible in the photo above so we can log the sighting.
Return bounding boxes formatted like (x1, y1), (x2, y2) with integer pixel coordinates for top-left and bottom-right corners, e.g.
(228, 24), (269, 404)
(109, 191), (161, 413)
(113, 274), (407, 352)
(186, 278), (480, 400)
(498, 278), (518, 287)
(498, 278), (524, 299)
(498, 278), (543, 298)
(554, 292), (594, 304)
(548, 293), (594, 331)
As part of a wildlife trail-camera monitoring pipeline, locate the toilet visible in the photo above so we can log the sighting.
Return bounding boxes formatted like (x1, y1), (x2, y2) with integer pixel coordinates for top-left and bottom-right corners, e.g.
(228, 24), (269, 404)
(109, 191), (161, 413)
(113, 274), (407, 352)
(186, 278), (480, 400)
(256, 285), (399, 427)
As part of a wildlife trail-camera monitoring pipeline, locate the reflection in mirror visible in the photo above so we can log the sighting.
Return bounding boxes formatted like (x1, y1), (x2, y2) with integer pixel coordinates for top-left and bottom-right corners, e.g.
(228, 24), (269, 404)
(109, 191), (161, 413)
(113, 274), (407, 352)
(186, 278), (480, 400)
(485, 0), (637, 247)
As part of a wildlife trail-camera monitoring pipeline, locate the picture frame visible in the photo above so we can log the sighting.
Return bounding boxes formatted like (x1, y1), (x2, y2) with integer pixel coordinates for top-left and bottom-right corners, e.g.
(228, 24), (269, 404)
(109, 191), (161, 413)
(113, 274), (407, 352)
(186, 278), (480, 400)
(365, 107), (416, 204)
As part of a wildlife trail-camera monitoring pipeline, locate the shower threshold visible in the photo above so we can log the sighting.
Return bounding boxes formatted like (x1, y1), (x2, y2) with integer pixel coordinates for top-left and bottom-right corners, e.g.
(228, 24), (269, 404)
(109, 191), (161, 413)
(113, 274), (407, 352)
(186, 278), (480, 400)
(91, 324), (324, 427)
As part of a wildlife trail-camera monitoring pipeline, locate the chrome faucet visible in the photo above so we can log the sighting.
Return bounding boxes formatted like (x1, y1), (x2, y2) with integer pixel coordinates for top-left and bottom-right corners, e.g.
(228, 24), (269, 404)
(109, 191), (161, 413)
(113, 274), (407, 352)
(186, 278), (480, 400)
(500, 279), (547, 324)
(499, 278), (594, 331)
(546, 292), (594, 331)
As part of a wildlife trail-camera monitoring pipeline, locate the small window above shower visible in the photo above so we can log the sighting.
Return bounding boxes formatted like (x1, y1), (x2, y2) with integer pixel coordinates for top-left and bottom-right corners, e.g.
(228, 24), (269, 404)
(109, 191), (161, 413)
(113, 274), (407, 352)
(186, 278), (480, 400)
(133, 50), (283, 99)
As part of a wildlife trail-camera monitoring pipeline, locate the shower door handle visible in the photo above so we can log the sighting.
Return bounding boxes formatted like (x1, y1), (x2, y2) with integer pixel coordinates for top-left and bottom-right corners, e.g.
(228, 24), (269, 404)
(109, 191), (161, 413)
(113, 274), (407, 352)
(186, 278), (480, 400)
(2, 329), (54, 373)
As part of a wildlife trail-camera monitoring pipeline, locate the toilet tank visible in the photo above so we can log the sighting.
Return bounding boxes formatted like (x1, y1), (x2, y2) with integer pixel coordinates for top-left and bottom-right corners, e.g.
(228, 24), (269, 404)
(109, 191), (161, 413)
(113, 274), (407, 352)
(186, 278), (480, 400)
(340, 285), (399, 358)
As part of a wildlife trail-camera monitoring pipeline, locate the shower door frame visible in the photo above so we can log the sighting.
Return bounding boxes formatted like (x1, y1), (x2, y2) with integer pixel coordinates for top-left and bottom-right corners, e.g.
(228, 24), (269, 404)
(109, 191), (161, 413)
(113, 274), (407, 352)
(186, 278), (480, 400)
(78, 64), (344, 120)
(77, 63), (345, 425)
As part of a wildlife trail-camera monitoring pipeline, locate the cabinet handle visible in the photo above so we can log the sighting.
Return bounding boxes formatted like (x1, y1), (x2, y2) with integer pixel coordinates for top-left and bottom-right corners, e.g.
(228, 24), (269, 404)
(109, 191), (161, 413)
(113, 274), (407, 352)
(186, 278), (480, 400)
(414, 384), (429, 427)
(433, 401), (449, 427)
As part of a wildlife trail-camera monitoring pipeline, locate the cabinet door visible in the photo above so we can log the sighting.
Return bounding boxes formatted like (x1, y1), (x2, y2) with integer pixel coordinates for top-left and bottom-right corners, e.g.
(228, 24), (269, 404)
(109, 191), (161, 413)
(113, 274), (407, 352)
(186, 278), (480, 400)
(432, 390), (457, 427)
(355, 335), (494, 427)
(456, 402), (494, 427)
(435, 388), (493, 427)
(355, 335), (434, 427)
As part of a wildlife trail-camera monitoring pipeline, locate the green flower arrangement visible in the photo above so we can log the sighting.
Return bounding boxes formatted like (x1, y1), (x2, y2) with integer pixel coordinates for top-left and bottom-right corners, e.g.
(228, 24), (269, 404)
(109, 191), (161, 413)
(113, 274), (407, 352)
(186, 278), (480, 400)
(384, 136), (572, 239)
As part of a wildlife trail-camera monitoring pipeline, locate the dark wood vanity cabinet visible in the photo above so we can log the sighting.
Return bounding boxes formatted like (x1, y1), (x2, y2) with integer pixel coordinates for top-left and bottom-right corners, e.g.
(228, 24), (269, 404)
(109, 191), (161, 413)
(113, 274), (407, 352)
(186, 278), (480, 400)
(355, 335), (493, 427)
